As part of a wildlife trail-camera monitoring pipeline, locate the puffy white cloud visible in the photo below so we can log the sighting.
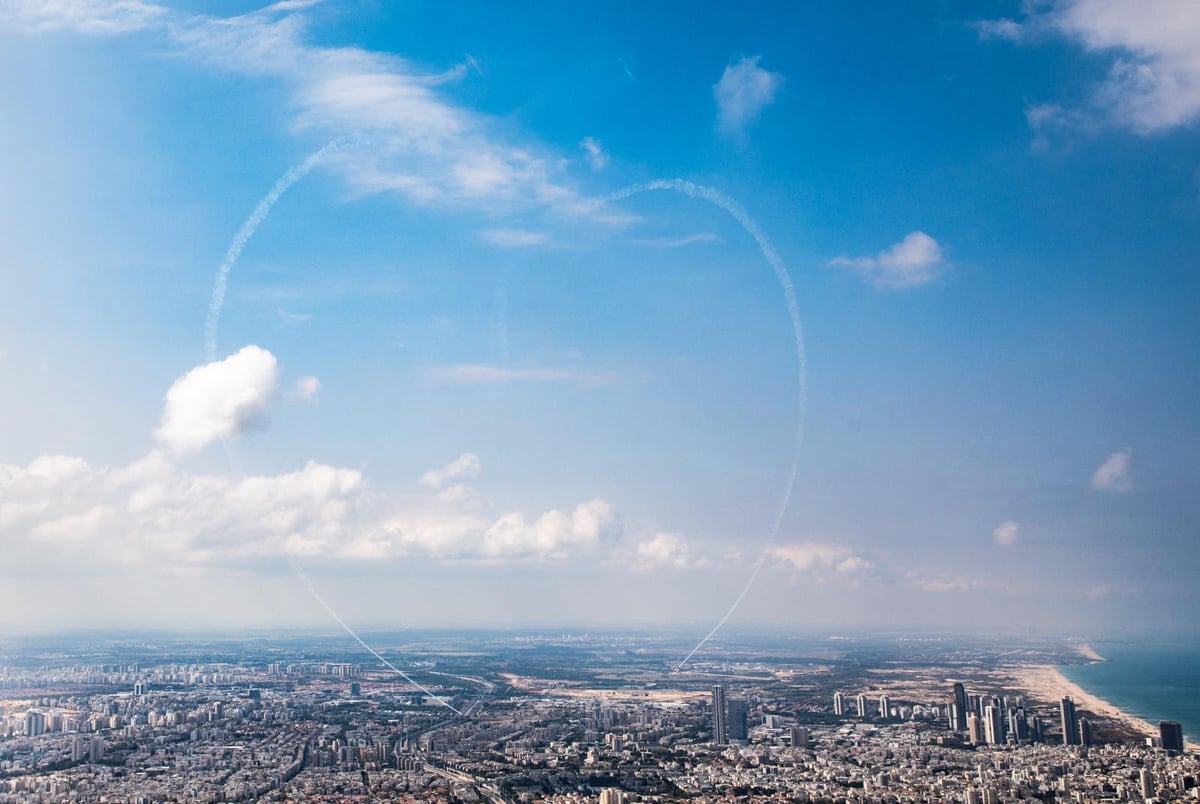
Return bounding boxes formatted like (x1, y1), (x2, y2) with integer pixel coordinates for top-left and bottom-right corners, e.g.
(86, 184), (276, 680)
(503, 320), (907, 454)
(1090, 447), (1133, 492)
(0, 448), (622, 572)
(633, 532), (692, 570)
(713, 56), (783, 137)
(829, 231), (946, 289)
(993, 520), (1020, 547)
(580, 136), (607, 171)
(155, 346), (280, 454)
(768, 542), (871, 576)
(419, 453), (481, 489)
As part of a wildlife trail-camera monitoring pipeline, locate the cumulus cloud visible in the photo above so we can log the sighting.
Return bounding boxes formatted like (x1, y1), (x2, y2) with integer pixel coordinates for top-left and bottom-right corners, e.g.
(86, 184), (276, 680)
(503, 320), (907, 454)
(633, 532), (693, 570)
(979, 1), (1200, 135)
(993, 520), (1020, 547)
(829, 231), (946, 289)
(1090, 447), (1133, 492)
(420, 453), (481, 489)
(714, 56), (783, 137)
(155, 346), (280, 454)
(768, 542), (871, 577)
(0, 447), (627, 572)
(580, 136), (607, 171)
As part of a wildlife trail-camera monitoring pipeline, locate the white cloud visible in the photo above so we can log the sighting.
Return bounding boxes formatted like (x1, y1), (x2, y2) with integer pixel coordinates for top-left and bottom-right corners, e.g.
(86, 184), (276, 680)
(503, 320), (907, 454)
(428, 363), (618, 389)
(2, 3), (629, 222)
(713, 56), (783, 137)
(979, 1), (1200, 135)
(580, 136), (607, 171)
(1, 447), (622, 572)
(908, 573), (974, 593)
(480, 228), (549, 248)
(1090, 447), (1133, 492)
(0, 0), (167, 34)
(993, 520), (1020, 547)
(290, 376), (321, 401)
(768, 542), (871, 576)
(420, 452), (481, 489)
(276, 306), (312, 324)
(155, 346), (280, 454)
(829, 231), (946, 289)
(633, 532), (693, 570)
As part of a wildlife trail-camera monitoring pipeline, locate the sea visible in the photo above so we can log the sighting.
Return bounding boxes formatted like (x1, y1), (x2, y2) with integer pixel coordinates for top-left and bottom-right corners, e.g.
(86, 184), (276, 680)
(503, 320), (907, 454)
(1059, 639), (1200, 745)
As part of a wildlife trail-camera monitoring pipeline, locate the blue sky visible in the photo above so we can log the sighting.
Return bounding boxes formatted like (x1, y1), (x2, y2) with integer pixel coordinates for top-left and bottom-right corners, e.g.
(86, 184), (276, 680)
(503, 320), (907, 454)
(1, 0), (1198, 636)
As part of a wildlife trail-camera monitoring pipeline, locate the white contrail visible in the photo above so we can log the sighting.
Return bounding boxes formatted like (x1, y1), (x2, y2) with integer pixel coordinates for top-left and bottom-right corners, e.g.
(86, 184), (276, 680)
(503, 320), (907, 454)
(287, 555), (464, 714)
(608, 180), (807, 669)
(204, 141), (340, 362)
(204, 143), (463, 715)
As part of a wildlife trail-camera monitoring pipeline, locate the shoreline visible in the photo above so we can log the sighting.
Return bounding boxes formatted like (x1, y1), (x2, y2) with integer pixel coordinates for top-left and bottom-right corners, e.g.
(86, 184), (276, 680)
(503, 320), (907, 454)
(1011, 663), (1157, 740)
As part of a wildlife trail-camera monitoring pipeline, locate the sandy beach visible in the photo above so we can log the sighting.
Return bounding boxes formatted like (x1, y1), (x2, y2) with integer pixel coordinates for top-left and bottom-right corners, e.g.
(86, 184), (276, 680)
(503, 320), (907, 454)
(1011, 664), (1157, 739)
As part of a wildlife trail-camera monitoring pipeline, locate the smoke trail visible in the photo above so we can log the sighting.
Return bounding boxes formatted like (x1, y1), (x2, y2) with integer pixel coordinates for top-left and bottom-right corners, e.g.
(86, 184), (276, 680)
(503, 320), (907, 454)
(287, 555), (463, 714)
(608, 180), (807, 669)
(204, 144), (463, 716)
(204, 141), (339, 362)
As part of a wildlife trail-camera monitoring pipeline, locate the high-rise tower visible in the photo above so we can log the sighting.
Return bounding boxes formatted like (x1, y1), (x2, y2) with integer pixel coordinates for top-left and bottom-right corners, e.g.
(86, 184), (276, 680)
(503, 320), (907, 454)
(1060, 697), (1079, 746)
(711, 685), (727, 745)
(952, 682), (968, 731)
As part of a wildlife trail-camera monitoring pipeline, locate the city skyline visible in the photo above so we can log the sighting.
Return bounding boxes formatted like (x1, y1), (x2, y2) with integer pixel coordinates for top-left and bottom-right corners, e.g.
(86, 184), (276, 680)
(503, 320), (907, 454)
(2, 1), (1200, 634)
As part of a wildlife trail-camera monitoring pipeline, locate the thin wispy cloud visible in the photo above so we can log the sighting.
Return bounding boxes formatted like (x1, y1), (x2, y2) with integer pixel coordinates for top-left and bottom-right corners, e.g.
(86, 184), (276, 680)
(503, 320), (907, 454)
(428, 363), (619, 389)
(1090, 447), (1133, 492)
(580, 136), (607, 171)
(420, 452), (481, 490)
(829, 231), (946, 289)
(979, 1), (1200, 135)
(480, 228), (550, 248)
(2, 1), (629, 224)
(714, 56), (783, 138)
(634, 232), (720, 248)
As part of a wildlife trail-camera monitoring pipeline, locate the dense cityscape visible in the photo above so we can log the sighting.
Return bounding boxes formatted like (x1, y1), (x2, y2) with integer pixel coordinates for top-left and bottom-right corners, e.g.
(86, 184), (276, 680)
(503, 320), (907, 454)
(0, 632), (1195, 802)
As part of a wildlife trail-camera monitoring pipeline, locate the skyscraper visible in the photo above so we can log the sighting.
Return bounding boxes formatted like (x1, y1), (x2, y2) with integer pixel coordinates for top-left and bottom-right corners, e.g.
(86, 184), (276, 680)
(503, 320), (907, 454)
(790, 726), (809, 748)
(952, 683), (968, 731)
(1140, 768), (1155, 800)
(1078, 717), (1093, 747)
(1160, 721), (1185, 752)
(878, 694), (891, 719)
(856, 693), (868, 718)
(711, 685), (727, 745)
(983, 705), (1004, 745)
(1060, 697), (1079, 746)
(833, 692), (845, 716)
(967, 713), (984, 745)
(726, 698), (749, 741)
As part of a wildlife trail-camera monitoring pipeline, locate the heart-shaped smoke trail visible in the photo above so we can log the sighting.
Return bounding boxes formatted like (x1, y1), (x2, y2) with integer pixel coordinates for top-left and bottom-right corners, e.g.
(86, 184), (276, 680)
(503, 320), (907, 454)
(204, 149), (806, 691)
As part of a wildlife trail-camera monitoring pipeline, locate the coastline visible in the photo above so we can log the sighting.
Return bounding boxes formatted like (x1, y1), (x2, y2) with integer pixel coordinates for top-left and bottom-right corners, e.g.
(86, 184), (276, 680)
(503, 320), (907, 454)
(1012, 663), (1157, 740)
